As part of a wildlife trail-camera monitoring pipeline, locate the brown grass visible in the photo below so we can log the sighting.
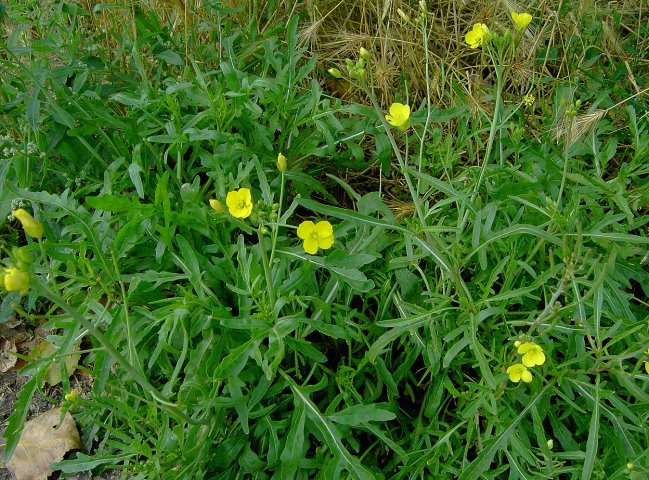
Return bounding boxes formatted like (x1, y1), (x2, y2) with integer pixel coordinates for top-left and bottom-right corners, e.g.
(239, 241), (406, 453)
(65, 0), (648, 113)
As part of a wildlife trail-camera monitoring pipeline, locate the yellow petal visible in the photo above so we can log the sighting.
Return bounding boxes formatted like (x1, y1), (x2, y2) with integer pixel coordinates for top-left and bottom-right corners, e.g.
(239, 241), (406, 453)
(314, 221), (333, 238)
(226, 190), (241, 210)
(303, 237), (319, 254)
(238, 188), (252, 204)
(512, 12), (532, 31)
(297, 221), (315, 240)
(318, 234), (335, 250)
(521, 369), (533, 382)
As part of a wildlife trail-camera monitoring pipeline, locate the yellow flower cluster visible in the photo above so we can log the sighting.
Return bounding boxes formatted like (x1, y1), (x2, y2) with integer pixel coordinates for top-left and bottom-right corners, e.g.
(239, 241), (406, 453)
(507, 341), (546, 383)
(464, 13), (532, 49)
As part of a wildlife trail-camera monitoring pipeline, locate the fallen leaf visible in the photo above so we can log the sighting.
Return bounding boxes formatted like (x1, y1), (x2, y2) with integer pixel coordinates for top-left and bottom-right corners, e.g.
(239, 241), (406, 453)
(6, 407), (81, 480)
(0, 338), (17, 373)
(30, 340), (81, 385)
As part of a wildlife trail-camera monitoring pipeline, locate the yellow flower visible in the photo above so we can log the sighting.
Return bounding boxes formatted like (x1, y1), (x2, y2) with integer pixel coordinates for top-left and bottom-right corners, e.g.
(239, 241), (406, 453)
(518, 342), (546, 367)
(511, 12), (532, 31)
(209, 199), (225, 213)
(226, 188), (253, 219)
(297, 220), (334, 255)
(507, 363), (533, 383)
(64, 390), (78, 402)
(4, 267), (29, 293)
(277, 152), (287, 172)
(465, 23), (491, 49)
(385, 103), (411, 130)
(12, 208), (44, 239)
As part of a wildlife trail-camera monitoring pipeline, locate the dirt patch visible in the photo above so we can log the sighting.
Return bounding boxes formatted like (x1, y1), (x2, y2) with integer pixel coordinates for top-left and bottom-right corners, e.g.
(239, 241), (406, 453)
(0, 371), (121, 479)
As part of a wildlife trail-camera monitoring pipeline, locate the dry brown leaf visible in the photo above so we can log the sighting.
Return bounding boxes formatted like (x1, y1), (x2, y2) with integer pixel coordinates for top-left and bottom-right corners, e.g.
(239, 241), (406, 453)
(6, 407), (81, 480)
(30, 340), (81, 386)
(0, 338), (18, 373)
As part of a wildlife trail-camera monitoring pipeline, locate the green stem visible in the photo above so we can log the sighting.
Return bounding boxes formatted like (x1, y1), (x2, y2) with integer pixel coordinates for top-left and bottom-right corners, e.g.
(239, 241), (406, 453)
(556, 116), (574, 209)
(458, 60), (504, 236)
(257, 224), (275, 307)
(417, 15), (433, 196)
(269, 170), (285, 267)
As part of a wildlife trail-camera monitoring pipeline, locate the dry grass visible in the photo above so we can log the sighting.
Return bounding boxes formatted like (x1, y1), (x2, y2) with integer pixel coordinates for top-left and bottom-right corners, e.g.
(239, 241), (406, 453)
(64, 0), (647, 119)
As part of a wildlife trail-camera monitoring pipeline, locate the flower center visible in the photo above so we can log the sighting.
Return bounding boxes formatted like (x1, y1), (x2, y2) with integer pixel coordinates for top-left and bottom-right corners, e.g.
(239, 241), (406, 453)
(238, 200), (247, 209)
(310, 232), (319, 240)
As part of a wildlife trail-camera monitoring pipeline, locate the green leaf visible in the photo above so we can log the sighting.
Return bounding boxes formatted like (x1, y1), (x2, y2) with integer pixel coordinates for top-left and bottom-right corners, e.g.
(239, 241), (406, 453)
(86, 194), (149, 212)
(287, 378), (376, 480)
(26, 96), (41, 130)
(458, 383), (553, 480)
(213, 335), (264, 380)
(328, 404), (396, 426)
(54, 453), (134, 473)
(279, 400), (306, 477)
(156, 49), (183, 65)
(2, 375), (39, 461)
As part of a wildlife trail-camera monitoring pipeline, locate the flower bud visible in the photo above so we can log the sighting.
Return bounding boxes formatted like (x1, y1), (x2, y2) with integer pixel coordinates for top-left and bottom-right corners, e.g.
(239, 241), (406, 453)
(277, 152), (287, 172)
(4, 267), (29, 293)
(328, 67), (343, 79)
(12, 208), (43, 239)
(65, 390), (78, 402)
(359, 47), (370, 61)
(13, 246), (33, 265)
(209, 199), (225, 213)
(397, 8), (410, 22)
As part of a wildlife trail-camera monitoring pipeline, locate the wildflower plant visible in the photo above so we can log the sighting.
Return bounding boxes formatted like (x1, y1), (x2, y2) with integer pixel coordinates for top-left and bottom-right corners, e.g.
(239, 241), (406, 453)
(1, 3), (647, 480)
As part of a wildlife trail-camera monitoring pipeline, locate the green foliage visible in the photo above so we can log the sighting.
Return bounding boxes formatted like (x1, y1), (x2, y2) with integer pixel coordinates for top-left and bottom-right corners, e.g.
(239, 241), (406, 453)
(1, 1), (648, 479)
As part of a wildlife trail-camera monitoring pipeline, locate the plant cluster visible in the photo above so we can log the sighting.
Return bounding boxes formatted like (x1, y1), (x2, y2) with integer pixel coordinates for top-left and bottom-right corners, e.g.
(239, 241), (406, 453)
(1, 1), (648, 479)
